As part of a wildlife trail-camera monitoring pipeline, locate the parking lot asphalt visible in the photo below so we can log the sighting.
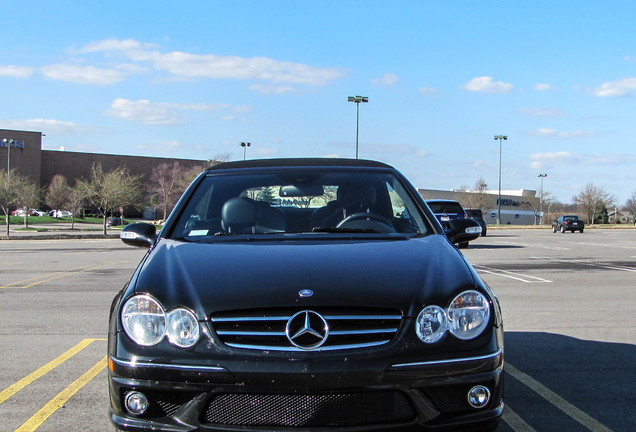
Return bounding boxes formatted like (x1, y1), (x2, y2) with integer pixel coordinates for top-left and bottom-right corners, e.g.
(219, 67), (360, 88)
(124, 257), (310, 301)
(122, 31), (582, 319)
(0, 229), (634, 431)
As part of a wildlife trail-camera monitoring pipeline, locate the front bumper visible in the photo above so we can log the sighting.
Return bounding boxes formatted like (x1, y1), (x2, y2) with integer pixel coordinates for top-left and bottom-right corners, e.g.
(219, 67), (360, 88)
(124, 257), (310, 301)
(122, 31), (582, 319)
(108, 349), (504, 432)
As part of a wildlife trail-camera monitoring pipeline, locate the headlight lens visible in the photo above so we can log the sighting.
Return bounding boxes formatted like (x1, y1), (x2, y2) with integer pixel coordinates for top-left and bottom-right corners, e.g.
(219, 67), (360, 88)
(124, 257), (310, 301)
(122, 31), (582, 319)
(121, 295), (166, 346)
(416, 305), (447, 343)
(166, 308), (200, 348)
(416, 290), (491, 343)
(447, 290), (491, 340)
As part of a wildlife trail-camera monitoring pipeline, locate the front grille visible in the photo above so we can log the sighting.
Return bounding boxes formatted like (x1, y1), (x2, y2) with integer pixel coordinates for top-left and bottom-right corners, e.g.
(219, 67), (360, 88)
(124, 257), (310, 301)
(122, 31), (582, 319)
(202, 391), (415, 427)
(210, 307), (402, 351)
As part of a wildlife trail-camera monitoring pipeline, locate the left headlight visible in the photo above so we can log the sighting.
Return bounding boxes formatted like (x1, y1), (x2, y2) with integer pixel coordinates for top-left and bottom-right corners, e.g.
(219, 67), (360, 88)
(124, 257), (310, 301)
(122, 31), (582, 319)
(415, 290), (490, 343)
(166, 308), (200, 348)
(447, 290), (490, 340)
(121, 295), (200, 348)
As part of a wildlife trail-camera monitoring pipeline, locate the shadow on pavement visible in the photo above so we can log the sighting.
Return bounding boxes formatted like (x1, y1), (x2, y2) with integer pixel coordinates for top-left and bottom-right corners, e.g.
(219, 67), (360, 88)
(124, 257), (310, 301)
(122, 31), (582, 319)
(502, 331), (634, 431)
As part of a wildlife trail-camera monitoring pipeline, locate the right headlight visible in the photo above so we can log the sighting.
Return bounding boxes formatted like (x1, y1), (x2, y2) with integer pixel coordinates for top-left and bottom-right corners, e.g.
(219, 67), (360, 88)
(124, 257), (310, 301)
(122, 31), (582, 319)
(416, 290), (490, 343)
(121, 295), (166, 346)
(121, 295), (201, 348)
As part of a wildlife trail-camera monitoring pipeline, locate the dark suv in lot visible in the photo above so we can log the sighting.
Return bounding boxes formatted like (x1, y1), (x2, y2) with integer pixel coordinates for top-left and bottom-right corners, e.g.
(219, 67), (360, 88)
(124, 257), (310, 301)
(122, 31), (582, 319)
(466, 208), (487, 237)
(109, 158), (503, 432)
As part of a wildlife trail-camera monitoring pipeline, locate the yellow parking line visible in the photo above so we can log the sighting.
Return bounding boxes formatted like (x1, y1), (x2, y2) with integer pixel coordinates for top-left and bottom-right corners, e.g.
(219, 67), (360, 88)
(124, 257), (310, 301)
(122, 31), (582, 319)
(14, 356), (107, 432)
(0, 339), (102, 405)
(0, 261), (124, 289)
(502, 405), (537, 431)
(506, 363), (613, 432)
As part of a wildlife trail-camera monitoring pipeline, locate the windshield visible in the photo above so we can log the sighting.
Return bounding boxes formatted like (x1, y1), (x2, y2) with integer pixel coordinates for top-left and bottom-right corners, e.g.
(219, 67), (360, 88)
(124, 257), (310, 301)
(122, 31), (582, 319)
(170, 168), (429, 240)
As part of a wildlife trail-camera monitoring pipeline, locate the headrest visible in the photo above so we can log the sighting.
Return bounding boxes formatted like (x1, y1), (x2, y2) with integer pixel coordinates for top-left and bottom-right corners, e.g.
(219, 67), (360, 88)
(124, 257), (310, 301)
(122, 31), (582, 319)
(337, 183), (376, 208)
(221, 197), (261, 233)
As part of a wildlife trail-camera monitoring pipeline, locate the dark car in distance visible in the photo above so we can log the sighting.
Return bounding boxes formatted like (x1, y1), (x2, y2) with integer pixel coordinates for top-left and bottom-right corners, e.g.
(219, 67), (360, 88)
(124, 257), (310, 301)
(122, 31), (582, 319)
(466, 208), (487, 237)
(426, 199), (481, 248)
(552, 215), (584, 233)
(109, 158), (503, 432)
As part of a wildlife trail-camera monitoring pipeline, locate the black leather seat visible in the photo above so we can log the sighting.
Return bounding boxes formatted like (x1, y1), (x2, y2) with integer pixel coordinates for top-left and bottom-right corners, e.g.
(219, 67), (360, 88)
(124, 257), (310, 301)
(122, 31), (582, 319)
(310, 183), (376, 228)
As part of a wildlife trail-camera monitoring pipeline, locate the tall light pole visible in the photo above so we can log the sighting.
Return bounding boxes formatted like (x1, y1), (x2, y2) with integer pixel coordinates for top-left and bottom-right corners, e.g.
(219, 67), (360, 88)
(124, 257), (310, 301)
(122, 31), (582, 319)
(239, 142), (251, 161)
(348, 96), (368, 159)
(2, 138), (14, 190)
(538, 173), (547, 224)
(494, 135), (508, 225)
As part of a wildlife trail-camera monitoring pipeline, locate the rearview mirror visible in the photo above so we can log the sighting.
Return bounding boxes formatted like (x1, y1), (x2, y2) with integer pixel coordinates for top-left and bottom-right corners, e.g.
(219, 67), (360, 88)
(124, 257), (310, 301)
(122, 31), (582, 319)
(279, 184), (324, 197)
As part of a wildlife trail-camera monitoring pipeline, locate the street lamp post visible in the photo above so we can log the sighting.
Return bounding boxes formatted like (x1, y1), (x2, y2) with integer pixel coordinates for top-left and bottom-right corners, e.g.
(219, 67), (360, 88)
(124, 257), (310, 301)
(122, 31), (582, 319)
(2, 138), (14, 190)
(538, 173), (547, 224)
(239, 142), (251, 161)
(347, 96), (368, 159)
(494, 135), (508, 225)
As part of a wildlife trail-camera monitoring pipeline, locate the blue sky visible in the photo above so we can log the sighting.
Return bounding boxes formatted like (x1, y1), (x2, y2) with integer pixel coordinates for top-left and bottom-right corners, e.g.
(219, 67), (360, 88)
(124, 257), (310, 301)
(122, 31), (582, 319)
(2, 0), (636, 204)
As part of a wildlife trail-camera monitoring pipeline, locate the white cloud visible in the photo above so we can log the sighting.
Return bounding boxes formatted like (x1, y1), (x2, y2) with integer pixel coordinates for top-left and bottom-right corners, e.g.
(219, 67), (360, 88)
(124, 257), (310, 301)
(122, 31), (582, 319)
(0, 118), (98, 135)
(418, 86), (438, 96)
(533, 83), (554, 91)
(461, 76), (513, 93)
(529, 128), (599, 139)
(371, 73), (399, 86)
(248, 84), (296, 94)
(0, 65), (33, 78)
(126, 46), (342, 85)
(73, 38), (157, 54)
(106, 98), (224, 124)
(529, 151), (576, 169)
(515, 108), (566, 118)
(592, 77), (636, 97)
(41, 64), (126, 85)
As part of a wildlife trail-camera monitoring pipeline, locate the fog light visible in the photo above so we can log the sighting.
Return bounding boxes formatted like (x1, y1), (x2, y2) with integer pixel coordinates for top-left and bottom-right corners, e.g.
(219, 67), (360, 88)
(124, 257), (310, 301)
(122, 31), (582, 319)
(124, 391), (149, 415)
(467, 385), (490, 408)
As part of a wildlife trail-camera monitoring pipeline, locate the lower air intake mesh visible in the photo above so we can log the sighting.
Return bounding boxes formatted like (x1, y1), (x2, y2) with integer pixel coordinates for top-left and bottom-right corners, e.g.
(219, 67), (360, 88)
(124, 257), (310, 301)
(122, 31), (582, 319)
(202, 390), (415, 427)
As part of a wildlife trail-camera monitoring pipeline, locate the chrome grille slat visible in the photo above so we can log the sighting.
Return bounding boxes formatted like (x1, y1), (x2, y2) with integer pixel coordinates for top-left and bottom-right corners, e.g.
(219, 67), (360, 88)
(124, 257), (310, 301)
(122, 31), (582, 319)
(211, 308), (402, 352)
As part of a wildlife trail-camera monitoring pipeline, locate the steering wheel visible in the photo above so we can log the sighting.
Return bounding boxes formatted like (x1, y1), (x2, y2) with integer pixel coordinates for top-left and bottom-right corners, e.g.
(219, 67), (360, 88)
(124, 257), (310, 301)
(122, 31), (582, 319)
(336, 212), (395, 231)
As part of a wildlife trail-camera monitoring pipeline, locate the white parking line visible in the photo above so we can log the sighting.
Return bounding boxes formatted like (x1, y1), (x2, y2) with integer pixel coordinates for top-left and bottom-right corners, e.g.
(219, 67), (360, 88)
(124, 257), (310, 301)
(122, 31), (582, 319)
(502, 405), (537, 431)
(531, 257), (636, 273)
(475, 266), (552, 283)
(506, 363), (613, 432)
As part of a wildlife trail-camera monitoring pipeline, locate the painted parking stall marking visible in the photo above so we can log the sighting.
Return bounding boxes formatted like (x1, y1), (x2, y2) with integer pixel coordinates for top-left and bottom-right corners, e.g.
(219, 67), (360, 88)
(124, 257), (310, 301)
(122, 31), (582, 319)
(0, 339), (106, 432)
(505, 363), (613, 432)
(0, 260), (126, 289)
(474, 265), (553, 283)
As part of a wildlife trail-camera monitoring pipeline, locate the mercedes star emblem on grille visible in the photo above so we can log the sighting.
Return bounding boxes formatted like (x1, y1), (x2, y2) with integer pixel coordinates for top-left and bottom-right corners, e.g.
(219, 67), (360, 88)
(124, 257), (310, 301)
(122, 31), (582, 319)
(285, 310), (329, 350)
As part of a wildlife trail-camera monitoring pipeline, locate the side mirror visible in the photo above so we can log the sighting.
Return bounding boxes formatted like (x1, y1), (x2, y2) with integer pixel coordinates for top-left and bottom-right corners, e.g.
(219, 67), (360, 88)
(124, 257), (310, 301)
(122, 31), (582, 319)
(444, 218), (482, 245)
(120, 223), (157, 248)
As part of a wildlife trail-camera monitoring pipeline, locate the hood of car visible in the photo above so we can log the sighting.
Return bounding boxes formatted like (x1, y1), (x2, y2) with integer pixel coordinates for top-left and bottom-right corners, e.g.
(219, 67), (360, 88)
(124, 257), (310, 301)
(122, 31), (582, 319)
(131, 235), (477, 319)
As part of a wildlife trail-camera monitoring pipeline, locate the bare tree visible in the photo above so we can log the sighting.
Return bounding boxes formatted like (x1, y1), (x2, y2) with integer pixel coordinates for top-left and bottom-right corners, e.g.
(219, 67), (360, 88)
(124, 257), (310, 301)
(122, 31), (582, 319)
(0, 169), (38, 237)
(572, 183), (615, 225)
(46, 174), (71, 215)
(456, 178), (491, 212)
(79, 163), (142, 234)
(19, 182), (42, 228)
(149, 161), (182, 220)
(623, 192), (636, 224)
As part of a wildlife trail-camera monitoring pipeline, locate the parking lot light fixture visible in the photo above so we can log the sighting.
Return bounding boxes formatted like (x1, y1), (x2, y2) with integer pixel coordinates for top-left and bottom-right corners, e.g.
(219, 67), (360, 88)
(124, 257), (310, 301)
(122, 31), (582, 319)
(538, 173), (547, 224)
(494, 135), (508, 225)
(239, 142), (251, 161)
(348, 96), (368, 159)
